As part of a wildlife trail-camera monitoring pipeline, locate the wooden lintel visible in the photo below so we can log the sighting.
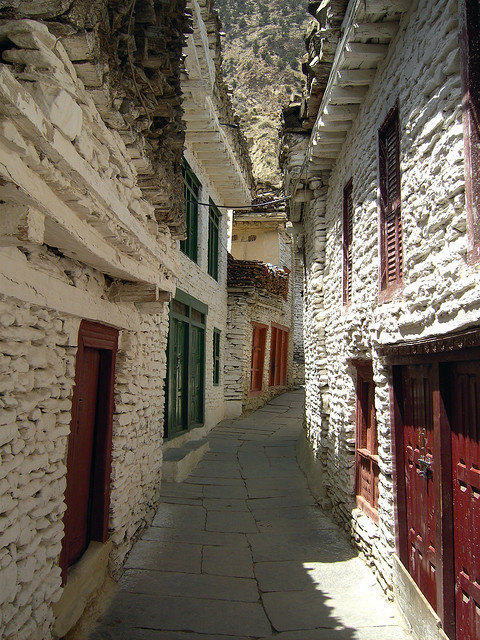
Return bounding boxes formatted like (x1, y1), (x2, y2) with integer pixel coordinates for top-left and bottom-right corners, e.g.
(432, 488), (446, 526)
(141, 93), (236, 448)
(109, 282), (173, 306)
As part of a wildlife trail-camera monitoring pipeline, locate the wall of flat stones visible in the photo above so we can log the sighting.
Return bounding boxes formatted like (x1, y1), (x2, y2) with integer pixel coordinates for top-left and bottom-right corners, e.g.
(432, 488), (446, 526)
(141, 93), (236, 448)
(225, 288), (293, 415)
(0, 249), (170, 638)
(292, 248), (305, 384)
(0, 15), (176, 638)
(301, 0), (476, 593)
(175, 149), (229, 430)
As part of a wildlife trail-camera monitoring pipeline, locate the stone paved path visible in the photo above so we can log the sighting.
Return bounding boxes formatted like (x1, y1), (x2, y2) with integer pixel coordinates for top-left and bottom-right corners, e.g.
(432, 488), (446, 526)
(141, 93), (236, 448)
(91, 390), (412, 640)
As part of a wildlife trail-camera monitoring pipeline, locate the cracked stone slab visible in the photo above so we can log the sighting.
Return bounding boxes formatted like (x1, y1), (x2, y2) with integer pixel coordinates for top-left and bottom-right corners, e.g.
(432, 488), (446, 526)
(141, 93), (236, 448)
(119, 568), (259, 602)
(202, 543), (254, 578)
(124, 540), (202, 573)
(95, 592), (272, 637)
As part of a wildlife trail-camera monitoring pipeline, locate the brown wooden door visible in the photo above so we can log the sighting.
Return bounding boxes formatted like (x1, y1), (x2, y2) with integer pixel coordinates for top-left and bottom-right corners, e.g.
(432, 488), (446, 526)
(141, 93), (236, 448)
(250, 323), (267, 393)
(450, 361), (480, 640)
(65, 346), (100, 565)
(61, 321), (117, 580)
(402, 365), (437, 611)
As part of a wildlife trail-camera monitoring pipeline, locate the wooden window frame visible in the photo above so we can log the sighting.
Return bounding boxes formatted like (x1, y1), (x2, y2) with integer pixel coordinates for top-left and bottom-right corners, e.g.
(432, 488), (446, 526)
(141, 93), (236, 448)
(269, 323), (289, 387)
(165, 289), (207, 438)
(181, 159), (201, 262)
(343, 178), (353, 305)
(208, 199), (221, 280)
(249, 321), (267, 396)
(459, 0), (480, 262)
(378, 105), (403, 300)
(213, 328), (220, 386)
(354, 361), (379, 524)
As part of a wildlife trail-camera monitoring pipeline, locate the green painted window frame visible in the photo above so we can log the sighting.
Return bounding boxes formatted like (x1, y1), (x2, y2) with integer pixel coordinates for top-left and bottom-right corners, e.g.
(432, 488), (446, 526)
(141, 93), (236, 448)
(213, 328), (221, 386)
(181, 160), (201, 262)
(208, 199), (221, 280)
(165, 289), (207, 439)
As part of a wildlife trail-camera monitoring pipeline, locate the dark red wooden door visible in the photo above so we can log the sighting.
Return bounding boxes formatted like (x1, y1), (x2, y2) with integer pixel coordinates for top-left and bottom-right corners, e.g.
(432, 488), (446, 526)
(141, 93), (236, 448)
(451, 361), (480, 640)
(402, 365), (437, 611)
(61, 321), (117, 581)
(65, 346), (100, 566)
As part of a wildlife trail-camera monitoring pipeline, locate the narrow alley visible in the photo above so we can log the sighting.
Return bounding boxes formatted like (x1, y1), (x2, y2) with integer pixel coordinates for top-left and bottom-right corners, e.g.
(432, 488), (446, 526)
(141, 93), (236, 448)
(90, 390), (410, 640)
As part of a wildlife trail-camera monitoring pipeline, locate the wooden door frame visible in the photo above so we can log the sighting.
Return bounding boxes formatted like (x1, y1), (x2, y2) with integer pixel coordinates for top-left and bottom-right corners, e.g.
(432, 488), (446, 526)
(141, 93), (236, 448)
(383, 328), (480, 639)
(60, 320), (118, 583)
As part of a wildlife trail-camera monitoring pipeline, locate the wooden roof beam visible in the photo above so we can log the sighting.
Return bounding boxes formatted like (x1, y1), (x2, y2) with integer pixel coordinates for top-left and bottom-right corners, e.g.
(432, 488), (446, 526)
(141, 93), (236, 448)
(336, 69), (376, 85)
(352, 21), (399, 39)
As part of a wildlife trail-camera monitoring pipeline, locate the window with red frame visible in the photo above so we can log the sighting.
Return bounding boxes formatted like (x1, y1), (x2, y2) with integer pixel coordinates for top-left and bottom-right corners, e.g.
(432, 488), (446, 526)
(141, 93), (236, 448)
(379, 106), (402, 294)
(269, 324), (288, 387)
(250, 323), (267, 394)
(343, 179), (353, 305)
(355, 362), (380, 523)
(460, 0), (480, 260)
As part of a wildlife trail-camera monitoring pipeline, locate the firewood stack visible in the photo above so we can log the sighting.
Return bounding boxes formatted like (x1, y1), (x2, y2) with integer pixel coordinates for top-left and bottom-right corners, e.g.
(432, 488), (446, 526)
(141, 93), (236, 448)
(227, 254), (289, 301)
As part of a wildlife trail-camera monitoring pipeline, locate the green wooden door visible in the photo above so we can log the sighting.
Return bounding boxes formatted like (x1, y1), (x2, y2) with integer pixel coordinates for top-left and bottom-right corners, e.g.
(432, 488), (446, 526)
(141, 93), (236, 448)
(167, 317), (187, 438)
(165, 292), (206, 438)
(189, 325), (204, 426)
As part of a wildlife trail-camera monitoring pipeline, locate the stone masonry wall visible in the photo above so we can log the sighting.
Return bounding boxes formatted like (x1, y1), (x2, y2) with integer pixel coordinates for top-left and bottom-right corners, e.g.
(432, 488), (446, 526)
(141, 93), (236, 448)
(0, 299), (73, 640)
(175, 149), (229, 431)
(0, 246), (170, 638)
(302, 0), (475, 593)
(292, 247), (305, 384)
(226, 288), (292, 415)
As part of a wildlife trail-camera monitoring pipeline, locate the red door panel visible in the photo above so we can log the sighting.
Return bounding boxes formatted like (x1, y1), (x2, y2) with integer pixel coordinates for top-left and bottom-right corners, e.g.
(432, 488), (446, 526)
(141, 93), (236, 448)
(65, 346), (100, 566)
(451, 362), (480, 640)
(402, 365), (437, 611)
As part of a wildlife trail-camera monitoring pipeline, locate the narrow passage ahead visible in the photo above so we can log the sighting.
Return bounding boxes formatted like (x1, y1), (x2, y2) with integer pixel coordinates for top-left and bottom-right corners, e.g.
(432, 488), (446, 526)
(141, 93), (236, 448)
(91, 390), (411, 640)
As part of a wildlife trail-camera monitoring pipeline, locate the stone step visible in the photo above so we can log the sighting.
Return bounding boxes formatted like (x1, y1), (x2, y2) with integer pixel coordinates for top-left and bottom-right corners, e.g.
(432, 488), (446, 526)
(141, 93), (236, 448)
(162, 438), (209, 483)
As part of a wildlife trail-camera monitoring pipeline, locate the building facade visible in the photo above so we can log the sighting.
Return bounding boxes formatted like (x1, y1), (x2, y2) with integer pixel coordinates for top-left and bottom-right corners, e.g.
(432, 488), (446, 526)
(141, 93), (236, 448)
(225, 201), (294, 416)
(0, 1), (251, 638)
(283, 2), (480, 640)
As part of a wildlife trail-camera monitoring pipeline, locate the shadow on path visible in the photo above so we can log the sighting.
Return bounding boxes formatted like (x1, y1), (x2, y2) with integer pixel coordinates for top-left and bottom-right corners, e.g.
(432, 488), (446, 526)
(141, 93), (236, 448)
(90, 390), (410, 640)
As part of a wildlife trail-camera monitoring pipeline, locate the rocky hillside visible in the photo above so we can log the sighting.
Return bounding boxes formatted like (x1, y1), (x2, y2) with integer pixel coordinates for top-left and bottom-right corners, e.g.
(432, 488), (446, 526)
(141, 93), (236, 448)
(214, 0), (309, 189)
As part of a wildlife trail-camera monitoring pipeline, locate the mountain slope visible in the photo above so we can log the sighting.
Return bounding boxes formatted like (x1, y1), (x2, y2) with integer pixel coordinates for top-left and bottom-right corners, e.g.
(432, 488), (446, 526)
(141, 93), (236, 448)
(215, 0), (308, 188)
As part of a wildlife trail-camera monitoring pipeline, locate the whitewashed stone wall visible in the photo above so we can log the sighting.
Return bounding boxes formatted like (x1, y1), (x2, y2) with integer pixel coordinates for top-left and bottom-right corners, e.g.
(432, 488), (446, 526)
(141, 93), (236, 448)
(175, 149), (229, 430)
(0, 298), (73, 640)
(292, 247), (305, 384)
(0, 250), (170, 638)
(302, 0), (476, 593)
(0, 17), (177, 639)
(225, 288), (293, 414)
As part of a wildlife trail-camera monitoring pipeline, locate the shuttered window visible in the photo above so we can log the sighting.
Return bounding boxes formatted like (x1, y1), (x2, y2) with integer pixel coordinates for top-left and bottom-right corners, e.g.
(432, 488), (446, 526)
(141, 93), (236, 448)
(181, 160), (201, 262)
(208, 199), (221, 280)
(460, 0), (480, 260)
(269, 324), (289, 387)
(250, 322), (267, 394)
(343, 179), (353, 305)
(355, 362), (379, 524)
(379, 107), (402, 293)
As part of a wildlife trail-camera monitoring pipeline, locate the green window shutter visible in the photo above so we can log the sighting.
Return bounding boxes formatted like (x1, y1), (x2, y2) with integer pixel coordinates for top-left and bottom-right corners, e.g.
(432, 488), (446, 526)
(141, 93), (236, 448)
(181, 160), (201, 262)
(208, 199), (221, 280)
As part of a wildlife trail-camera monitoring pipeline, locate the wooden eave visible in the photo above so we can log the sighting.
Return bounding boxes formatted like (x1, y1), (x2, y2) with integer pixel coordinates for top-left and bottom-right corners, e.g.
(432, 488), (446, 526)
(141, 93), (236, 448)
(182, 0), (252, 207)
(291, 0), (410, 219)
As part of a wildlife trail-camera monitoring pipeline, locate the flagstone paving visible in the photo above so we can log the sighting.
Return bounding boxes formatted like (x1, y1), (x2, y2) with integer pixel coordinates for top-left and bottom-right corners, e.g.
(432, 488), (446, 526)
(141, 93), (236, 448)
(90, 390), (413, 640)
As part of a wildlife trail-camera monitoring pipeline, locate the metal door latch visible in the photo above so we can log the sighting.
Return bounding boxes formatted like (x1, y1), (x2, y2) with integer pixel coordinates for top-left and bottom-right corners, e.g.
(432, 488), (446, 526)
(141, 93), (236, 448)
(417, 428), (432, 479)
